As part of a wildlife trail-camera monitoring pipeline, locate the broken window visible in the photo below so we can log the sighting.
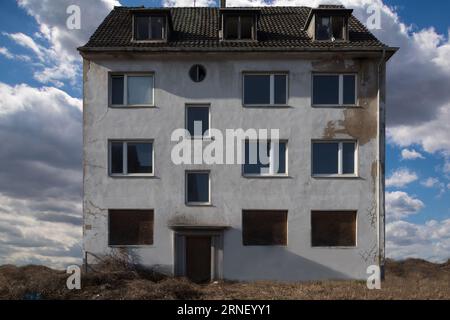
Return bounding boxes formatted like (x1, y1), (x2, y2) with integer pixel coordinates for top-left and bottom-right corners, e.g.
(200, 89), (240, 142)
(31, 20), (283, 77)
(312, 74), (356, 106)
(110, 141), (153, 175)
(134, 15), (165, 41)
(186, 105), (210, 138)
(311, 211), (356, 247)
(224, 15), (254, 40)
(109, 210), (154, 246)
(315, 16), (345, 41)
(186, 171), (210, 204)
(312, 141), (356, 176)
(243, 74), (288, 105)
(110, 74), (154, 106)
(243, 140), (287, 176)
(242, 210), (288, 246)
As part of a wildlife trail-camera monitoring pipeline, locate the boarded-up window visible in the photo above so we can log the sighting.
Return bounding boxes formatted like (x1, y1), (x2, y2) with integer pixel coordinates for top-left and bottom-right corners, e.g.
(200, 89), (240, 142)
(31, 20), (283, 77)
(109, 210), (154, 246)
(242, 210), (287, 246)
(311, 211), (356, 247)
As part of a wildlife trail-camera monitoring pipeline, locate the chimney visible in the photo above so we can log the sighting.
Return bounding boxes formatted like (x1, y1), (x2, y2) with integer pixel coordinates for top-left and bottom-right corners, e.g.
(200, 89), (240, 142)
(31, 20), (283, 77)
(220, 0), (226, 8)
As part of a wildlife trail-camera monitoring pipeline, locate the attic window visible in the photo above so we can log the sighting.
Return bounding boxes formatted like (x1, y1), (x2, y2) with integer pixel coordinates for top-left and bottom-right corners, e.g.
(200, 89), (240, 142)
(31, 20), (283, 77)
(316, 15), (345, 41)
(224, 15), (254, 40)
(134, 15), (166, 41)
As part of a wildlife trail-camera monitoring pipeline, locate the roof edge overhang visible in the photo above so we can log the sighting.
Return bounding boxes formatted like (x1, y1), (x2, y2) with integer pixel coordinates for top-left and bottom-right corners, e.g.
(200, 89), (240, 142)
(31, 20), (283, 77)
(78, 46), (398, 60)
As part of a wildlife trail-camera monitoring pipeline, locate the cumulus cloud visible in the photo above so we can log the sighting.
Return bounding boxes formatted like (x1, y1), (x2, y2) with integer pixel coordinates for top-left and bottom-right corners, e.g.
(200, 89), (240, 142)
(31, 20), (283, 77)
(0, 46), (31, 62)
(1, 0), (119, 87)
(0, 82), (82, 268)
(386, 191), (424, 221)
(401, 149), (425, 160)
(386, 168), (418, 188)
(386, 219), (450, 263)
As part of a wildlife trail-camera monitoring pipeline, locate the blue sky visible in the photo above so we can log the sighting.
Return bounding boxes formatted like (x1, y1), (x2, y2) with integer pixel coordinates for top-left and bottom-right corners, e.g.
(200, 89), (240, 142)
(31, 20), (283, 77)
(0, 0), (449, 267)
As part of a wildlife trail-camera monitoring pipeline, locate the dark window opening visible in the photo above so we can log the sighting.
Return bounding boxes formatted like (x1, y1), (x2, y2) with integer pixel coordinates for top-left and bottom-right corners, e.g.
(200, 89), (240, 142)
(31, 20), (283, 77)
(224, 15), (254, 40)
(186, 172), (210, 204)
(311, 211), (356, 247)
(242, 210), (288, 246)
(186, 106), (209, 137)
(111, 76), (124, 105)
(313, 75), (339, 105)
(189, 64), (207, 82)
(134, 15), (166, 41)
(110, 141), (153, 175)
(316, 16), (345, 41)
(313, 142), (339, 175)
(244, 141), (287, 175)
(109, 210), (154, 246)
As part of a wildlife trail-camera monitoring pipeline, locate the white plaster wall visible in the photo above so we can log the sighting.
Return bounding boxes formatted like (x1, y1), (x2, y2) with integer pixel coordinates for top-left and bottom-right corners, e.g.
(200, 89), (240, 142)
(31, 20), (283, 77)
(83, 53), (382, 281)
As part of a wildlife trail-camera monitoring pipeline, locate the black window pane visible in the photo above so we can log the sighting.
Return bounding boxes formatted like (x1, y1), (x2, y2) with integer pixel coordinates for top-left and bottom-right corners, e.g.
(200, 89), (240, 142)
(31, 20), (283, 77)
(111, 76), (124, 105)
(187, 106), (209, 137)
(313, 75), (339, 105)
(313, 143), (339, 175)
(244, 141), (270, 174)
(150, 16), (164, 39)
(127, 143), (152, 174)
(135, 16), (149, 40)
(342, 143), (355, 174)
(274, 75), (287, 105)
(240, 16), (253, 39)
(225, 16), (238, 39)
(111, 143), (123, 174)
(244, 75), (270, 105)
(187, 173), (209, 203)
(316, 16), (331, 40)
(332, 16), (344, 40)
(343, 75), (356, 105)
(275, 142), (287, 174)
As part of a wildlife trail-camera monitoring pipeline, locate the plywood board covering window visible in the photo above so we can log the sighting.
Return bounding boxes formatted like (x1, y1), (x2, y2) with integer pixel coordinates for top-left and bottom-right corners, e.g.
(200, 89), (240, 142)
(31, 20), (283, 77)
(109, 210), (154, 246)
(311, 211), (356, 247)
(242, 210), (287, 246)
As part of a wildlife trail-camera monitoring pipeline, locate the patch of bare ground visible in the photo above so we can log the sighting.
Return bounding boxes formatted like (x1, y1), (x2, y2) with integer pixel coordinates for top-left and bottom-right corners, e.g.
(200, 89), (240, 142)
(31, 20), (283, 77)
(0, 259), (449, 300)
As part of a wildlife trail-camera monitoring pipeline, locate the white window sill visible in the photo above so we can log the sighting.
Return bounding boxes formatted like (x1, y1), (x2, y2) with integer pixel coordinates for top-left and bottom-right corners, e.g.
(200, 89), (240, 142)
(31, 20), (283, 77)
(243, 104), (290, 108)
(108, 245), (155, 248)
(109, 174), (155, 178)
(185, 202), (212, 207)
(109, 104), (156, 108)
(312, 104), (359, 108)
(311, 246), (357, 249)
(312, 174), (359, 179)
(243, 174), (290, 179)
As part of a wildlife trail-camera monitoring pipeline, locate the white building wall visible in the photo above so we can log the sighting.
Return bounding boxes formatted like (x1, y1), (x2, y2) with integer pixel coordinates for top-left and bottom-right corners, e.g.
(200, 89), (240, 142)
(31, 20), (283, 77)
(83, 53), (383, 281)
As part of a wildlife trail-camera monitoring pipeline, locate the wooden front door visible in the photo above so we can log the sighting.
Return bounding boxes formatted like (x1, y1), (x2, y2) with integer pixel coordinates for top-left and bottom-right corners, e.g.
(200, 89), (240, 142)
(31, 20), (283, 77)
(185, 236), (211, 283)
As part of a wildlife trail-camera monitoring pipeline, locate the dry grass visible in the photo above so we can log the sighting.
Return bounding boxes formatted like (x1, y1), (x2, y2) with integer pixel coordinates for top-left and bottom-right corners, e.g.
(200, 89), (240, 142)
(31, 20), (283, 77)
(0, 259), (449, 300)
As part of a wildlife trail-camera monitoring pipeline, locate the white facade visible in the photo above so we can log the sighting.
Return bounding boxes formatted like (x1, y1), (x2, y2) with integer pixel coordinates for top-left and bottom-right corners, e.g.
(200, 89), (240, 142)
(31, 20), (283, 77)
(82, 52), (387, 281)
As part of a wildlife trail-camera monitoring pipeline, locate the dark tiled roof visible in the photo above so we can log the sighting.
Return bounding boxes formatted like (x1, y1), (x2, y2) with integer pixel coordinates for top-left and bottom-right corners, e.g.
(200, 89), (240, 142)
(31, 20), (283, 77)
(79, 6), (389, 52)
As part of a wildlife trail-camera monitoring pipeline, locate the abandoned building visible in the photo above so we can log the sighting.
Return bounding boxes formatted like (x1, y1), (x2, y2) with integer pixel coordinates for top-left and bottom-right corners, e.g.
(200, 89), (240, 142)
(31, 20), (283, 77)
(78, 4), (397, 282)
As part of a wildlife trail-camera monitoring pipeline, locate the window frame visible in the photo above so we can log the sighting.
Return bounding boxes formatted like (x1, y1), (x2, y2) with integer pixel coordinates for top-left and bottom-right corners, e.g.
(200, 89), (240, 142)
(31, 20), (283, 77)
(108, 140), (155, 177)
(242, 210), (288, 247)
(242, 140), (289, 178)
(132, 15), (167, 42)
(311, 140), (358, 178)
(185, 104), (211, 139)
(108, 209), (155, 247)
(109, 73), (155, 108)
(314, 15), (347, 42)
(222, 15), (256, 41)
(242, 72), (289, 107)
(185, 170), (211, 206)
(311, 73), (358, 107)
(310, 210), (358, 249)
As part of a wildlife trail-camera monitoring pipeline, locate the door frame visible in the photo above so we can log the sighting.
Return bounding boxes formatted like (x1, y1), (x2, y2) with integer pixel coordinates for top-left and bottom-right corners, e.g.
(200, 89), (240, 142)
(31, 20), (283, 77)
(173, 228), (225, 281)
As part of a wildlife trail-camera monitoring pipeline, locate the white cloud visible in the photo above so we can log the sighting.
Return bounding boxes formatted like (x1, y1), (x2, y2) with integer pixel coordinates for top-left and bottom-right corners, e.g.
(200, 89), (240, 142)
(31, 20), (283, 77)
(386, 219), (450, 263)
(0, 47), (31, 62)
(386, 168), (418, 188)
(386, 191), (424, 221)
(401, 148), (424, 160)
(1, 0), (120, 87)
(421, 177), (439, 188)
(0, 82), (82, 268)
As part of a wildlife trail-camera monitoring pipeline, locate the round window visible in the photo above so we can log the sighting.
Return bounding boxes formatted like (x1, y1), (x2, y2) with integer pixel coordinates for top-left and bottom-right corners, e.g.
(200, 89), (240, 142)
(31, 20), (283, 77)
(189, 64), (206, 82)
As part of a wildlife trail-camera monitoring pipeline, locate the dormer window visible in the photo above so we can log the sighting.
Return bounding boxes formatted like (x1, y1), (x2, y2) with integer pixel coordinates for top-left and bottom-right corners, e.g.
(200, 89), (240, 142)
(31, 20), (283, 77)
(220, 8), (259, 41)
(134, 15), (166, 41)
(304, 5), (351, 42)
(316, 16), (344, 41)
(224, 15), (254, 40)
